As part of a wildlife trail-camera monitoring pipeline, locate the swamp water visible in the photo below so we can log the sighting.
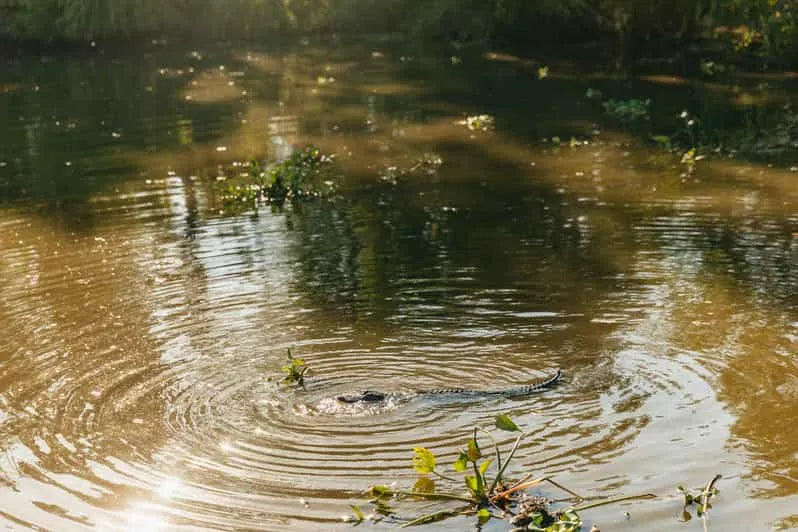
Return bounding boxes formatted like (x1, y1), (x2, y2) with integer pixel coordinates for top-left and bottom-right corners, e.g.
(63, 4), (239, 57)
(0, 41), (796, 530)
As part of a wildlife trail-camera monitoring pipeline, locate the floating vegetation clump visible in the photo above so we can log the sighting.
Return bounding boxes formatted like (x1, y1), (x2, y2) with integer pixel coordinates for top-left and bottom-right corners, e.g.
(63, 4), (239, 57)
(537, 66), (549, 80)
(602, 98), (650, 123)
(218, 145), (335, 210)
(457, 114), (495, 132)
(280, 349), (309, 387)
(351, 415), (656, 528)
(378, 153), (444, 185)
(678, 474), (722, 524)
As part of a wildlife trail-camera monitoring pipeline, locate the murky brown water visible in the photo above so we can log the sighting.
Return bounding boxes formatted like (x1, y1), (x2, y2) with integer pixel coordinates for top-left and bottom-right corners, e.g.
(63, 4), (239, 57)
(0, 40), (797, 530)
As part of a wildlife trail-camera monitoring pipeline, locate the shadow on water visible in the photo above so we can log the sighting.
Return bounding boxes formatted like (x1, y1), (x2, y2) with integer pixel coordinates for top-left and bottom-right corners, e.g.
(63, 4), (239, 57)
(0, 38), (797, 530)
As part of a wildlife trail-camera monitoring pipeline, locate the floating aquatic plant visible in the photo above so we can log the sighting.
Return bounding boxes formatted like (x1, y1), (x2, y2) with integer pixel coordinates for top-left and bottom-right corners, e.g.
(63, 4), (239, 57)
(353, 415), (656, 529)
(678, 474), (722, 526)
(457, 114), (495, 132)
(218, 145), (335, 209)
(280, 348), (309, 387)
(537, 66), (549, 80)
(602, 98), (650, 123)
(378, 153), (444, 185)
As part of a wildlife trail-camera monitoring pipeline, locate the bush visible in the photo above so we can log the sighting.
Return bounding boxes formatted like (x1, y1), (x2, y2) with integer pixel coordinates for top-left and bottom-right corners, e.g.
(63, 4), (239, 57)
(2, 1), (796, 65)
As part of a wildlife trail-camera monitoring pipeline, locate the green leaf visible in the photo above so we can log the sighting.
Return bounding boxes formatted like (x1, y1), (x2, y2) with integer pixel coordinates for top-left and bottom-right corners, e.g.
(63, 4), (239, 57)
(537, 66), (549, 79)
(476, 508), (491, 524)
(413, 477), (435, 494)
(350, 505), (364, 522)
(412, 447), (436, 474)
(652, 135), (671, 145)
(467, 438), (481, 461)
(465, 475), (479, 494)
(479, 459), (493, 475)
(495, 414), (520, 432)
(465, 470), (485, 498)
(453, 451), (469, 472)
(531, 512), (546, 526)
(369, 485), (393, 497)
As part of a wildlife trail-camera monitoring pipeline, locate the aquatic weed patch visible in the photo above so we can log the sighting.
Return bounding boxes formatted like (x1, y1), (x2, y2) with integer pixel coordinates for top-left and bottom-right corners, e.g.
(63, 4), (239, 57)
(602, 98), (651, 123)
(217, 145), (336, 211)
(279, 349), (309, 387)
(351, 416), (656, 529)
(678, 474), (722, 525)
(456, 114), (495, 133)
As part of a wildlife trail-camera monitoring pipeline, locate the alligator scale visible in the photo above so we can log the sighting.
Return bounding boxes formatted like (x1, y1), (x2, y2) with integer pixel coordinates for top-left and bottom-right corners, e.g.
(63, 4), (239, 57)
(334, 368), (562, 404)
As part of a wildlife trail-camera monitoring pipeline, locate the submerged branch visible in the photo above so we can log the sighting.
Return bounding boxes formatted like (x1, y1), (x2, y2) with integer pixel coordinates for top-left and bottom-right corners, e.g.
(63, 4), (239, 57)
(572, 493), (657, 512)
(393, 490), (475, 504)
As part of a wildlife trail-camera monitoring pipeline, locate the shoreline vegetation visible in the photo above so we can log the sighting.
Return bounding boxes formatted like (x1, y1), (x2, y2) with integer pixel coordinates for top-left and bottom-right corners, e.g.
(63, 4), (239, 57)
(0, 1), (796, 67)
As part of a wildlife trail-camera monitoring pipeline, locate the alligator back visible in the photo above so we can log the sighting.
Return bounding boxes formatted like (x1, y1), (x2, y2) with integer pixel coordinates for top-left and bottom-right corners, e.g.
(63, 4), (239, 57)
(415, 368), (562, 397)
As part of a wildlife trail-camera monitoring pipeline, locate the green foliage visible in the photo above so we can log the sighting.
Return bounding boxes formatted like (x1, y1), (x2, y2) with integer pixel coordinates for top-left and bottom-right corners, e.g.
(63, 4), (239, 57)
(356, 415), (656, 528)
(678, 474), (722, 522)
(459, 115), (495, 133)
(495, 414), (521, 432)
(218, 146), (335, 210)
(514, 502), (582, 532)
(266, 146), (334, 204)
(2, 0), (295, 40)
(280, 348), (308, 386)
(349, 504), (365, 523)
(2, 0), (798, 64)
(537, 66), (550, 80)
(602, 98), (651, 123)
(706, 0), (797, 59)
(5, 0), (164, 40)
(412, 447), (436, 474)
(651, 135), (673, 150)
(412, 477), (435, 494)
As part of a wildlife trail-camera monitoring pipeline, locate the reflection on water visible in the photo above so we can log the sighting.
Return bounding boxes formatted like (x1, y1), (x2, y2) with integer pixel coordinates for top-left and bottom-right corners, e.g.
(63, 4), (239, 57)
(0, 41), (796, 530)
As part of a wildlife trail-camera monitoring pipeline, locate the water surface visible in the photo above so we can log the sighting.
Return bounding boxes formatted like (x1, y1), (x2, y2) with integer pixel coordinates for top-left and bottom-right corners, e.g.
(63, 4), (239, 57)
(0, 40), (797, 530)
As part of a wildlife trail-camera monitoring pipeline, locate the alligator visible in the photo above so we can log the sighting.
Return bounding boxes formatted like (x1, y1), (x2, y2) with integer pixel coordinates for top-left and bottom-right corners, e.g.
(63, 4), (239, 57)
(334, 368), (562, 404)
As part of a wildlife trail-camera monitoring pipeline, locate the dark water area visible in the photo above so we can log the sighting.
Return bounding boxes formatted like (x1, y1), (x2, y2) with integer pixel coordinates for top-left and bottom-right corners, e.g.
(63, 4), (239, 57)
(0, 40), (797, 530)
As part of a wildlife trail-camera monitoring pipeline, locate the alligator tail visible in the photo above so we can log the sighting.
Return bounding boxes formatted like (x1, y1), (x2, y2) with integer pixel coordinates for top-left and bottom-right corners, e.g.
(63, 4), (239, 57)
(494, 368), (562, 396)
(416, 368), (562, 396)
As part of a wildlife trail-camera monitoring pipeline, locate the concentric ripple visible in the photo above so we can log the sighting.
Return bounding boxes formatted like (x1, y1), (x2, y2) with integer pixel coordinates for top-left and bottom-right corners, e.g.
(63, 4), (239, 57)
(0, 179), (730, 530)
